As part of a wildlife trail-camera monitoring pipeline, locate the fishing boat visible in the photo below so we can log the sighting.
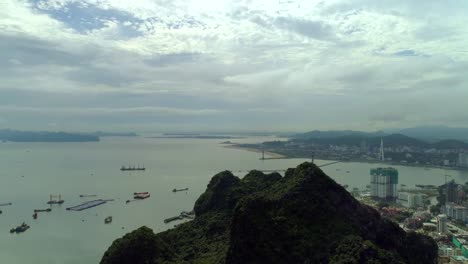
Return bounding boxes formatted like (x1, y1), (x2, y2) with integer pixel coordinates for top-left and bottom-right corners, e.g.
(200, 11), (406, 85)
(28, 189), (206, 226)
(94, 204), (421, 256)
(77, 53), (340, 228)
(105, 216), (112, 224)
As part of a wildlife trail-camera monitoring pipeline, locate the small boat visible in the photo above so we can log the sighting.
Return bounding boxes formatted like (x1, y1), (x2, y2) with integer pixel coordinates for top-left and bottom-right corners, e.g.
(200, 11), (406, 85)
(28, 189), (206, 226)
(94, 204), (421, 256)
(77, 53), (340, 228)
(133, 192), (149, 195)
(172, 188), (189, 193)
(34, 208), (52, 213)
(33, 212), (38, 219)
(134, 193), (150, 200)
(10, 223), (30, 234)
(105, 216), (112, 224)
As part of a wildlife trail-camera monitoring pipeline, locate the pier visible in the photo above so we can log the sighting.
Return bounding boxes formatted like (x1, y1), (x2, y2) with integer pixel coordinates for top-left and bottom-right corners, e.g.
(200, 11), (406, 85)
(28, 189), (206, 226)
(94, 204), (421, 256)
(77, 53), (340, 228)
(164, 210), (195, 224)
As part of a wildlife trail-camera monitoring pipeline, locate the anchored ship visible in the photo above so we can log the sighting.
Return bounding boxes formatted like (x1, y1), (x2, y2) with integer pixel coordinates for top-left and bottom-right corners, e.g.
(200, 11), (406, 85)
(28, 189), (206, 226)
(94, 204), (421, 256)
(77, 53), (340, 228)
(120, 165), (145, 171)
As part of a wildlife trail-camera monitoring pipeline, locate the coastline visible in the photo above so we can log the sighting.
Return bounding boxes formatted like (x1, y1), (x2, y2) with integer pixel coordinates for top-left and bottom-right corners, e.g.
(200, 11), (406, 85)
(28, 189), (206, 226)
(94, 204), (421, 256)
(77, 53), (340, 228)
(224, 145), (286, 159)
(227, 145), (468, 172)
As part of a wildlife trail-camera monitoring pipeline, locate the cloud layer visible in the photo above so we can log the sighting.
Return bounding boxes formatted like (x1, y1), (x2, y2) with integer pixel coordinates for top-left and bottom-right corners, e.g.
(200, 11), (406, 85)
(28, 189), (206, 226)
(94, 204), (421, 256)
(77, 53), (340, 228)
(1, 0), (467, 132)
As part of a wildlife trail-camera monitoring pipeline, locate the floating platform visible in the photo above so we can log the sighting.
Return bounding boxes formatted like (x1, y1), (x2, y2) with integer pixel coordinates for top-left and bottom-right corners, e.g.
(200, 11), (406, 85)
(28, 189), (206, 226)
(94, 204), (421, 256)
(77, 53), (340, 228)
(66, 199), (111, 211)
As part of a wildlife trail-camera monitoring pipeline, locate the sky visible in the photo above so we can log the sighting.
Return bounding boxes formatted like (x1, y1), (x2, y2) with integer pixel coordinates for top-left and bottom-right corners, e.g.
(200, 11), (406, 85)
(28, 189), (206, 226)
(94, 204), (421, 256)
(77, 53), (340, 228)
(1, 0), (467, 132)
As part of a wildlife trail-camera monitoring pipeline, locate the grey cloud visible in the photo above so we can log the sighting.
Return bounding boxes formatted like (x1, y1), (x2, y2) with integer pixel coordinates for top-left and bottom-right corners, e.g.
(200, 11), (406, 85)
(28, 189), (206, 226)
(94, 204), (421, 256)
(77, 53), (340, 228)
(0, 34), (91, 67)
(274, 17), (335, 40)
(392, 50), (429, 57)
(144, 53), (202, 67)
(370, 113), (407, 123)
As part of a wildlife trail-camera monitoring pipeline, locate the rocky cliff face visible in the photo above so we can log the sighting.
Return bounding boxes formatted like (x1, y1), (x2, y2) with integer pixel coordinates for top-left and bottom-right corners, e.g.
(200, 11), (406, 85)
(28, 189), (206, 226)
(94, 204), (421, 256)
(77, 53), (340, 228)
(101, 163), (437, 264)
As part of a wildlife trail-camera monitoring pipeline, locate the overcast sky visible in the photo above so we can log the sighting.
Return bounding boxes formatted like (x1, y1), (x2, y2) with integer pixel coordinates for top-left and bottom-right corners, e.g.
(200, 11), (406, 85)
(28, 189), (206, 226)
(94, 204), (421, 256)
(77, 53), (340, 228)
(1, 0), (467, 132)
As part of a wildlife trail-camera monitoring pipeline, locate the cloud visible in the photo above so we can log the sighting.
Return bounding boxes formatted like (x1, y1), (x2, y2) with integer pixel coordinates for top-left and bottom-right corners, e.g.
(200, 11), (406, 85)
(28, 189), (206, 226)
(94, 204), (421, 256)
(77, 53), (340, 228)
(0, 0), (467, 131)
(274, 17), (335, 40)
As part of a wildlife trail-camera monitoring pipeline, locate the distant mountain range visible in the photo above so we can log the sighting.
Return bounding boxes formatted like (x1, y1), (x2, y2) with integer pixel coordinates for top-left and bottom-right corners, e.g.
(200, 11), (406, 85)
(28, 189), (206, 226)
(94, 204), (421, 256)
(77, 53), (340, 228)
(391, 126), (468, 142)
(293, 131), (468, 149)
(295, 130), (387, 139)
(296, 126), (468, 142)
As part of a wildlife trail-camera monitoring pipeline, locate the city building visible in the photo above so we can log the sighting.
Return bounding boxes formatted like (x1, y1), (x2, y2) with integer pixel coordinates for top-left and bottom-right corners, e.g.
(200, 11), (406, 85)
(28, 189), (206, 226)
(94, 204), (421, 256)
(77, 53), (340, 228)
(438, 214), (448, 234)
(453, 235), (468, 259)
(397, 192), (424, 208)
(447, 181), (459, 204)
(445, 203), (468, 223)
(460, 153), (468, 168)
(370, 167), (398, 201)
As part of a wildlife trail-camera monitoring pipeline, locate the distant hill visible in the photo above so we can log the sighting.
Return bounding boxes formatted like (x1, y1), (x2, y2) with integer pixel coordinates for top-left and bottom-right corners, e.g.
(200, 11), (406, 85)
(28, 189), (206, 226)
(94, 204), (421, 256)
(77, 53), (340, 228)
(294, 130), (387, 139)
(395, 126), (468, 142)
(101, 163), (437, 264)
(0, 129), (99, 142)
(89, 131), (137, 137)
(291, 133), (468, 149)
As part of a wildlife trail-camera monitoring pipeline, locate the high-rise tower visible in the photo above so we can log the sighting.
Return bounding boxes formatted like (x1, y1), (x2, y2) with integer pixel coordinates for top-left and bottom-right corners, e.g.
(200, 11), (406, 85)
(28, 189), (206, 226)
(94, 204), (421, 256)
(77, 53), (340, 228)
(380, 138), (385, 161)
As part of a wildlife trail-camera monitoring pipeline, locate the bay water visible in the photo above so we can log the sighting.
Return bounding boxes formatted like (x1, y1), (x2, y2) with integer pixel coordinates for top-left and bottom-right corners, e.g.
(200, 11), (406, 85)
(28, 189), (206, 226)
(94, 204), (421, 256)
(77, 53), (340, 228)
(1, 136), (467, 263)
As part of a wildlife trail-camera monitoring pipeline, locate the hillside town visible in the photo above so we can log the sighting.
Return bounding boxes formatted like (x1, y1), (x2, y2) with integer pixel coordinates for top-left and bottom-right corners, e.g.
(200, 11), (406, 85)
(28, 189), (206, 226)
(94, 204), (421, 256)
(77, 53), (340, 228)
(355, 166), (468, 263)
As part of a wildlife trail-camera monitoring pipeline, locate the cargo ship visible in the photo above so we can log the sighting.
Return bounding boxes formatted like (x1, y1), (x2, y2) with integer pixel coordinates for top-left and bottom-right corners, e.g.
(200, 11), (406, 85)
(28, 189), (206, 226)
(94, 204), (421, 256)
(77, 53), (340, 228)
(120, 165), (145, 171)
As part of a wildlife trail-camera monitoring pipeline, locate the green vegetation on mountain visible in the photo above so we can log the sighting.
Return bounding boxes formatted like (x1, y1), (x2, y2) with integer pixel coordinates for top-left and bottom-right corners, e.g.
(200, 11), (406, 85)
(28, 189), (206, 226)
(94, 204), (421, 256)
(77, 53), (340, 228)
(101, 163), (437, 264)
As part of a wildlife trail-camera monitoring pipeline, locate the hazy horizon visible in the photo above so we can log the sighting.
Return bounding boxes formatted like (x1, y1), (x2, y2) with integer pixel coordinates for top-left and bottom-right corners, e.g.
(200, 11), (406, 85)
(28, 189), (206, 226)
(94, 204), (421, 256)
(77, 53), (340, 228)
(2, 0), (467, 132)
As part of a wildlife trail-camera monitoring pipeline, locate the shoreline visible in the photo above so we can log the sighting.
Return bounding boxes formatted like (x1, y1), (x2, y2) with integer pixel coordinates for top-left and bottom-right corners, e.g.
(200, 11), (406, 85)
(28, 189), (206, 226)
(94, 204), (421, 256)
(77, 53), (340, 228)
(227, 145), (468, 172)
(224, 145), (286, 159)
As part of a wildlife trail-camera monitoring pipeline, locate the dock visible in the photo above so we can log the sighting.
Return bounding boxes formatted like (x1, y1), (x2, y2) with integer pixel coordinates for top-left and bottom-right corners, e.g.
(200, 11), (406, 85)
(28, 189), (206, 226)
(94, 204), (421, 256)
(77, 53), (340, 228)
(164, 216), (184, 223)
(66, 199), (112, 211)
(164, 210), (196, 224)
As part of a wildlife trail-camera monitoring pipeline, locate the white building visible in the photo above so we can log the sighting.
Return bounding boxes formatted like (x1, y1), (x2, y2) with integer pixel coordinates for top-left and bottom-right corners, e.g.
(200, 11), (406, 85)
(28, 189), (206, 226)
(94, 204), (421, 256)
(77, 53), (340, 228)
(397, 192), (424, 208)
(438, 214), (448, 234)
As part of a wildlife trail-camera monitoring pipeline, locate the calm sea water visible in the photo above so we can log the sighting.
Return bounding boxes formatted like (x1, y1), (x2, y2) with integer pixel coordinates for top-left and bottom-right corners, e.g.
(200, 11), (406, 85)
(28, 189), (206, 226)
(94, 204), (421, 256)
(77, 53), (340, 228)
(1, 136), (467, 263)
